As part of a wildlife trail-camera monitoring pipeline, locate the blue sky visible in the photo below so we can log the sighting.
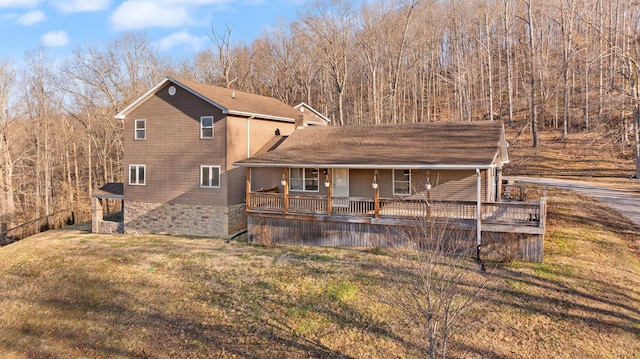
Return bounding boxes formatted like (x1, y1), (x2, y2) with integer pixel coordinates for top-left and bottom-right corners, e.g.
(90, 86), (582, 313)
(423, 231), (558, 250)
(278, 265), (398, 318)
(0, 0), (308, 63)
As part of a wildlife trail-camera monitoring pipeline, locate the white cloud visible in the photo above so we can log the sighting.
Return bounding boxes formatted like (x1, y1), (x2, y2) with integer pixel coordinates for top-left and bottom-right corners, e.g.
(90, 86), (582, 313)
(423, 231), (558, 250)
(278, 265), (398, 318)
(110, 0), (191, 30)
(154, 30), (208, 52)
(0, 0), (39, 8)
(51, 0), (111, 13)
(16, 10), (45, 25)
(41, 30), (69, 47)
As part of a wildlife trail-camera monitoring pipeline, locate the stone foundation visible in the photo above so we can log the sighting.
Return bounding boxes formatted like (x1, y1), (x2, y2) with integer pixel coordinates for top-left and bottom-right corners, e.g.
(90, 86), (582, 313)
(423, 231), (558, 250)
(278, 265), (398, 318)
(92, 197), (124, 234)
(124, 201), (246, 238)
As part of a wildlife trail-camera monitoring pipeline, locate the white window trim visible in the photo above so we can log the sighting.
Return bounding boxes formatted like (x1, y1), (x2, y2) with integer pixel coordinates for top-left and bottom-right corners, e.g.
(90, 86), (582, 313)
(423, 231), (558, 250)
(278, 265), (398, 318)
(129, 164), (146, 186)
(200, 116), (214, 139)
(393, 169), (411, 196)
(134, 119), (146, 140)
(200, 165), (221, 188)
(289, 168), (320, 192)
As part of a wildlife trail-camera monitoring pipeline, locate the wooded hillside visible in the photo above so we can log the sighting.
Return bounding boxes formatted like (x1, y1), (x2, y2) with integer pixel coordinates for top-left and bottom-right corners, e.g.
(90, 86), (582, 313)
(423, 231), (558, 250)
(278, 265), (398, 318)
(1, 0), (639, 227)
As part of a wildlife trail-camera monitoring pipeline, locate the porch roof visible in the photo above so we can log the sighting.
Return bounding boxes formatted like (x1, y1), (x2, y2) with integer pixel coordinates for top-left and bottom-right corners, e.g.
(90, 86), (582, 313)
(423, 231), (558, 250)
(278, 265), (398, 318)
(234, 121), (509, 170)
(91, 182), (124, 199)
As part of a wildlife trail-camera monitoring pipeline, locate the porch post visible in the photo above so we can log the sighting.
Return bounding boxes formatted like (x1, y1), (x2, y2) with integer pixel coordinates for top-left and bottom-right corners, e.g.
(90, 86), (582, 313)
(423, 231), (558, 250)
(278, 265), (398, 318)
(246, 167), (251, 211)
(476, 168), (482, 260)
(283, 168), (289, 214)
(374, 170), (380, 219)
(326, 168), (333, 215)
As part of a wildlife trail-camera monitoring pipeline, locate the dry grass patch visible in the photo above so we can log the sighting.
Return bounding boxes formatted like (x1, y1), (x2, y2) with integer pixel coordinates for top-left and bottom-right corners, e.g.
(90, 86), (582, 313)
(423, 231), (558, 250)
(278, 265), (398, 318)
(505, 126), (636, 179)
(0, 186), (638, 358)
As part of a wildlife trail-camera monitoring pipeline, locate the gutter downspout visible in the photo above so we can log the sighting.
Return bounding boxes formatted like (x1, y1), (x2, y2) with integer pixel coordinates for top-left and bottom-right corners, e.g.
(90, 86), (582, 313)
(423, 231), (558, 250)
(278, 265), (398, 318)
(247, 115), (254, 158)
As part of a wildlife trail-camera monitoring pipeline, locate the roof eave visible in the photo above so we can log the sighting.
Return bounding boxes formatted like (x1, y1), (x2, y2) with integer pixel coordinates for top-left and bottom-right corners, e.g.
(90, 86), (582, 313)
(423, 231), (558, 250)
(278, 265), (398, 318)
(225, 110), (295, 123)
(234, 162), (497, 170)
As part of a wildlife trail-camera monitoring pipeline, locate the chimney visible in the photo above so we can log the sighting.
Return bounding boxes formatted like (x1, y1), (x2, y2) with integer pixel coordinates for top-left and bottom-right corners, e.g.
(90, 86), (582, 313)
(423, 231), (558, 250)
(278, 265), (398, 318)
(295, 106), (307, 129)
(295, 115), (308, 129)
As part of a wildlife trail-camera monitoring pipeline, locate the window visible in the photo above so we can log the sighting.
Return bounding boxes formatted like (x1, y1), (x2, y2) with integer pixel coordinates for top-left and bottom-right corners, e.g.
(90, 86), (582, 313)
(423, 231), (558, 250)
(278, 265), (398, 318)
(200, 116), (214, 138)
(393, 169), (411, 195)
(201, 165), (220, 188)
(290, 168), (319, 192)
(129, 165), (145, 185)
(134, 119), (146, 140)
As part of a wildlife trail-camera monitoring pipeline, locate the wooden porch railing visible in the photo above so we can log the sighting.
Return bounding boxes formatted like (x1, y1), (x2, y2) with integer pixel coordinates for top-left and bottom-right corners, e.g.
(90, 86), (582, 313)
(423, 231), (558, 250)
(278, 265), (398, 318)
(248, 192), (546, 228)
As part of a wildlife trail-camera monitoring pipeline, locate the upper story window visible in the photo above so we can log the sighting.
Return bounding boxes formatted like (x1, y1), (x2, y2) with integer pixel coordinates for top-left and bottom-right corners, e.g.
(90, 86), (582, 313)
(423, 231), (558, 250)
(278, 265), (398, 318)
(393, 169), (411, 195)
(129, 165), (145, 185)
(134, 119), (146, 140)
(290, 168), (319, 192)
(200, 116), (214, 139)
(201, 165), (221, 188)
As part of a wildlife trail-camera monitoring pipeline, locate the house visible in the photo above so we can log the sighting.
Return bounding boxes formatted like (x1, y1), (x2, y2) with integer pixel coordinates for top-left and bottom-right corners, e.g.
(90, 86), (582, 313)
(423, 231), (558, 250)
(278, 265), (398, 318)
(234, 121), (547, 262)
(96, 77), (326, 238)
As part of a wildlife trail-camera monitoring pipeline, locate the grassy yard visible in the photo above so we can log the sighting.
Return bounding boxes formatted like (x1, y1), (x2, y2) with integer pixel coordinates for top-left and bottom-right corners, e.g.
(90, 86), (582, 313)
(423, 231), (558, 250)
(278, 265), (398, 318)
(0, 184), (638, 358)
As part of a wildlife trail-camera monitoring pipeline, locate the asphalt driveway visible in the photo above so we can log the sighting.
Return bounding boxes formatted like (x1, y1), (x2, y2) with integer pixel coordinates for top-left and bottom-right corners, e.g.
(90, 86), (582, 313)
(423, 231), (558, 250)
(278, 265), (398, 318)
(507, 176), (640, 230)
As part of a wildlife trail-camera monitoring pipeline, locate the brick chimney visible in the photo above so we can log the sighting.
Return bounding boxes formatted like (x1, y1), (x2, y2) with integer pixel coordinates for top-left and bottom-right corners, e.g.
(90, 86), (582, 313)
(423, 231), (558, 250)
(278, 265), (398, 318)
(295, 114), (307, 129)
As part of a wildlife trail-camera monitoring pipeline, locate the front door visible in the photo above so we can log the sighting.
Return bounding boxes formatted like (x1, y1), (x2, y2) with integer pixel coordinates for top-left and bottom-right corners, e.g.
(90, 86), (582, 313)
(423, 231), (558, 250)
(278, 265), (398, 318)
(332, 168), (349, 197)
(332, 168), (349, 208)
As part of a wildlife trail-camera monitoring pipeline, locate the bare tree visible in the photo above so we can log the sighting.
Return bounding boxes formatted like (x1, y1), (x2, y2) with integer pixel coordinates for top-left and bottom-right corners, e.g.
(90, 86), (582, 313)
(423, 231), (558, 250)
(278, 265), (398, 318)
(210, 24), (237, 89)
(382, 220), (492, 359)
(0, 60), (18, 226)
(302, 0), (356, 126)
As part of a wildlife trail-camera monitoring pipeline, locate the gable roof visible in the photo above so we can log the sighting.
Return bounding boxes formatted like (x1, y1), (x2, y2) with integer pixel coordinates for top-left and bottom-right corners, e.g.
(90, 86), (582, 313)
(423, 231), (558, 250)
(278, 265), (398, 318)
(234, 121), (509, 170)
(114, 77), (300, 122)
(293, 103), (331, 125)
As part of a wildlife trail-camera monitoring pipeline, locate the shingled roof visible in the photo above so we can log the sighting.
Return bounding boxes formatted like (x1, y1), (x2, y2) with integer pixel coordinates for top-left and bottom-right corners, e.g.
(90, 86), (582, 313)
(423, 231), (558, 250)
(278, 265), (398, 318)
(234, 121), (509, 169)
(115, 77), (300, 122)
(91, 183), (124, 199)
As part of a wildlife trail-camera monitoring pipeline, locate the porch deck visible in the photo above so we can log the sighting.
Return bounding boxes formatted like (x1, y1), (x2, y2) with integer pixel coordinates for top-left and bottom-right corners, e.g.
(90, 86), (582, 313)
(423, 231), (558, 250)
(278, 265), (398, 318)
(248, 192), (546, 235)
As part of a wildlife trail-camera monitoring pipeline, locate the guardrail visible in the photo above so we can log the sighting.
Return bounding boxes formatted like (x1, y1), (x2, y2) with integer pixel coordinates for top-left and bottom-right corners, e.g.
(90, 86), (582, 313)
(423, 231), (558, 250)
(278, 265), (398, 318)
(1, 209), (76, 245)
(248, 192), (546, 228)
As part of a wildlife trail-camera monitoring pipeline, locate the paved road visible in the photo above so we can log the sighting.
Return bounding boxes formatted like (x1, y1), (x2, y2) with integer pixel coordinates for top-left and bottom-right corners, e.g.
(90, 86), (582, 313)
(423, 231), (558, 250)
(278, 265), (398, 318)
(507, 176), (640, 230)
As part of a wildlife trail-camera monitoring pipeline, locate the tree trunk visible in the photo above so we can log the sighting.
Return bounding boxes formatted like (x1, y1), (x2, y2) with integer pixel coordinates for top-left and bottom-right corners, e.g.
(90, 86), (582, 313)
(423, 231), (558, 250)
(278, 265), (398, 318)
(527, 0), (539, 148)
(634, 104), (640, 178)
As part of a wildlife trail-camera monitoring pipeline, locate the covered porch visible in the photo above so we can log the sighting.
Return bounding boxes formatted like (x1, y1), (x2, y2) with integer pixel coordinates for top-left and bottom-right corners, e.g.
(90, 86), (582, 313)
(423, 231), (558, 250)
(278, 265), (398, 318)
(234, 121), (544, 261)
(243, 166), (546, 262)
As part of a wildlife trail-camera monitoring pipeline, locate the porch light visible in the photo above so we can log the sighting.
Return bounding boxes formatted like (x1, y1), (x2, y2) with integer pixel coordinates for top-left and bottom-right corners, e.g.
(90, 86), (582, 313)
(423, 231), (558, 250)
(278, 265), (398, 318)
(372, 174), (378, 189)
(281, 173), (287, 186)
(324, 174), (330, 188)
(425, 172), (432, 190)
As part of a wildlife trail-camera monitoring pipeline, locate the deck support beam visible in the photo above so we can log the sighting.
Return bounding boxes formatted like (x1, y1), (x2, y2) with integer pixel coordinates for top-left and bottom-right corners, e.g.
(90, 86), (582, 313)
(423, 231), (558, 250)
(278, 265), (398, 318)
(327, 168), (333, 216)
(374, 170), (380, 219)
(246, 167), (251, 211)
(283, 168), (289, 214)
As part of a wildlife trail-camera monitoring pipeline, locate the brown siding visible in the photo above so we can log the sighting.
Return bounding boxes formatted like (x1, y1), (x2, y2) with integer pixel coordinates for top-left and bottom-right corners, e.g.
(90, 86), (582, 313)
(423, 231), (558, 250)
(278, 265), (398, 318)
(226, 118), (295, 205)
(124, 83), (228, 206)
(251, 167), (278, 191)
(248, 167), (489, 203)
(248, 120), (295, 155)
(419, 170), (488, 202)
(349, 169), (376, 197)
(225, 115), (248, 206)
